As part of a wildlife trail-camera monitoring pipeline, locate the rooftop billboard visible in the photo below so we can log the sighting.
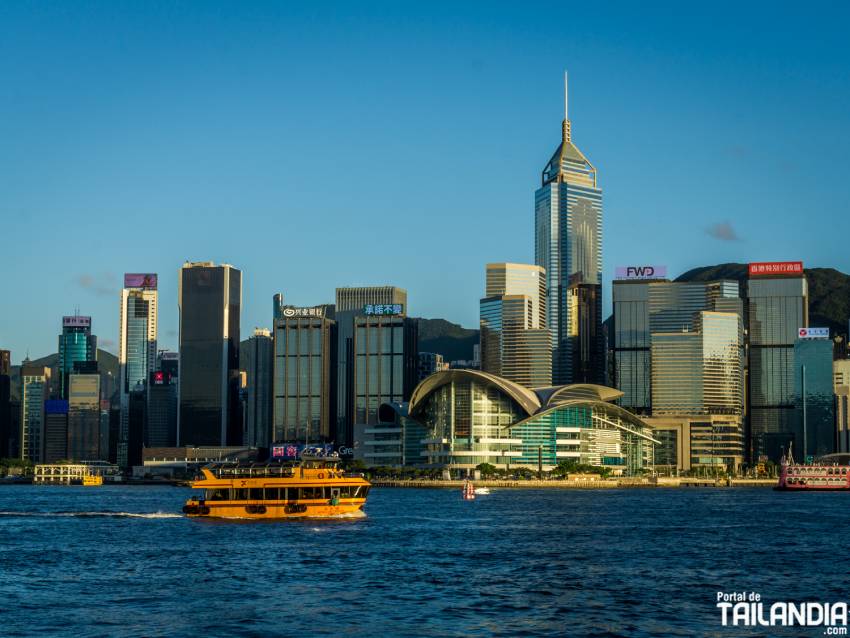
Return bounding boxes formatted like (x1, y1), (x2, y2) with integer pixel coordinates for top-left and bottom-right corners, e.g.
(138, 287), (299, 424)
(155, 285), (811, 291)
(63, 316), (91, 328)
(748, 262), (803, 277)
(124, 273), (158, 289)
(615, 265), (667, 280)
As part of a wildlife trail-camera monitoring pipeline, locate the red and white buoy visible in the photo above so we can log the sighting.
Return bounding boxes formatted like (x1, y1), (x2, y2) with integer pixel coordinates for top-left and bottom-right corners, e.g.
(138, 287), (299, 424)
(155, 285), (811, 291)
(462, 480), (476, 500)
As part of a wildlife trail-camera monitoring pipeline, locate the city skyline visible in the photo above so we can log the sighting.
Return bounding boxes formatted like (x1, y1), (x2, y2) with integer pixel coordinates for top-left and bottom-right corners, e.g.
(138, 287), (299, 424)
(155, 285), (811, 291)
(2, 2), (850, 361)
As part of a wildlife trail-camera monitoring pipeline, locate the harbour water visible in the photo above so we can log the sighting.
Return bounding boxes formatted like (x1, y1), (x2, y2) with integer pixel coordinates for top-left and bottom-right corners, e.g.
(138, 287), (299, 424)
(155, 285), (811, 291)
(0, 485), (847, 637)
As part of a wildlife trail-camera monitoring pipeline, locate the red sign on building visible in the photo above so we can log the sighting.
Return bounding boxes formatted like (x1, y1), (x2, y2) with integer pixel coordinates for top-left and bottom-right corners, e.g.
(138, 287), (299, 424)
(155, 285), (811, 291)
(748, 261), (803, 277)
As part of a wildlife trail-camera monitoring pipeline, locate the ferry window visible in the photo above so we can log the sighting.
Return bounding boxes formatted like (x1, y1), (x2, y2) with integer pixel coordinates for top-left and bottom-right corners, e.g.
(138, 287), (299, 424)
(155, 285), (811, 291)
(231, 488), (248, 500)
(264, 488), (281, 500)
(250, 488), (263, 500)
(205, 489), (227, 501)
(300, 487), (322, 499)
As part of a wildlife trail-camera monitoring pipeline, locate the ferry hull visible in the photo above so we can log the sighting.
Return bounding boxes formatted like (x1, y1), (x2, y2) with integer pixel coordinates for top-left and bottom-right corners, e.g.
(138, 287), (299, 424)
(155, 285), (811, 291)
(183, 499), (366, 519)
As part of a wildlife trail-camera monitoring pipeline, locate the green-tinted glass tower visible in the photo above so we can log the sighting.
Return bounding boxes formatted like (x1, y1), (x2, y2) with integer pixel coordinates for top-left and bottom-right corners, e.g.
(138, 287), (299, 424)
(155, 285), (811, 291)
(58, 316), (97, 400)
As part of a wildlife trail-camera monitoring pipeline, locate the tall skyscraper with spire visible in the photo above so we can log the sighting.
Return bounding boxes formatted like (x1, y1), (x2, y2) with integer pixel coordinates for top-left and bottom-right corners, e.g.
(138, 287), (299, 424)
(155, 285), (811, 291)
(534, 73), (604, 384)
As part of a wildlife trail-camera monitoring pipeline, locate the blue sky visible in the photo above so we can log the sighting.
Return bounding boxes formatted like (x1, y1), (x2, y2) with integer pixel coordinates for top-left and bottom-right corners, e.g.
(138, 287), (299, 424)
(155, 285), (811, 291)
(2, 1), (849, 361)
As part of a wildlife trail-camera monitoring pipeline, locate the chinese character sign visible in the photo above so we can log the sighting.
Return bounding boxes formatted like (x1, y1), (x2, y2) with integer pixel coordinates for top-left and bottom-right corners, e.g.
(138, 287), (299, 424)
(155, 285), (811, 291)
(364, 304), (404, 316)
(748, 261), (803, 277)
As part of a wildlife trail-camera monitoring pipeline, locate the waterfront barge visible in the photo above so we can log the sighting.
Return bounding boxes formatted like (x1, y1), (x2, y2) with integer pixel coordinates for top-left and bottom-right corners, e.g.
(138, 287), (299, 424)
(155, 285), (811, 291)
(183, 453), (371, 519)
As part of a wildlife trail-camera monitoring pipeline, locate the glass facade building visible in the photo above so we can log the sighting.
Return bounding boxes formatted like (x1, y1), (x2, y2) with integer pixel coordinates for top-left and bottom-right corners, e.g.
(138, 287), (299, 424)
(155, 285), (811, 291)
(352, 315), (418, 431)
(793, 337), (835, 460)
(409, 370), (657, 474)
(335, 286), (412, 447)
(118, 277), (157, 467)
(43, 400), (69, 463)
(836, 360), (850, 453)
(273, 312), (336, 445)
(747, 275), (808, 461)
(21, 366), (50, 462)
(67, 373), (101, 461)
(178, 262), (242, 447)
(147, 369), (177, 448)
(58, 316), (97, 400)
(241, 328), (274, 447)
(613, 279), (743, 414)
(651, 312), (743, 416)
(0, 350), (10, 459)
(534, 79), (602, 385)
(480, 263), (552, 388)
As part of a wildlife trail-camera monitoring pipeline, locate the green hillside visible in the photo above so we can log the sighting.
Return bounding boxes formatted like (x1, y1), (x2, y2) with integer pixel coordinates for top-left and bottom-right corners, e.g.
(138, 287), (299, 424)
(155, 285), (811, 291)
(415, 318), (478, 362)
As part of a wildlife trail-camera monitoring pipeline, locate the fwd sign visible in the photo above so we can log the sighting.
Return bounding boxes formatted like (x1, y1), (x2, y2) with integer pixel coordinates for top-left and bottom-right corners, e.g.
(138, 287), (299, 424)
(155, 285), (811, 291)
(615, 265), (667, 280)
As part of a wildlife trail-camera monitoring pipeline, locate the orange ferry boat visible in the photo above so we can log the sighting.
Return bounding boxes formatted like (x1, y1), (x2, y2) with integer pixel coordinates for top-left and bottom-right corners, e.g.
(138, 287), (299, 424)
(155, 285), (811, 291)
(182, 452), (371, 519)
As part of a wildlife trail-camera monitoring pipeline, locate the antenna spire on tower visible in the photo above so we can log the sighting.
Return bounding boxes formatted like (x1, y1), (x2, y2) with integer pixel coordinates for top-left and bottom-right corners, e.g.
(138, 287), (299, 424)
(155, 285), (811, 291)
(564, 70), (568, 121)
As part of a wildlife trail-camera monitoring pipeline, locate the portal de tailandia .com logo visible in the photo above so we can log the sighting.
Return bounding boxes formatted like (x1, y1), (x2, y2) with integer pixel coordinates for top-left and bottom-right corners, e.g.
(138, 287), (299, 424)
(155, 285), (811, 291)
(717, 592), (849, 634)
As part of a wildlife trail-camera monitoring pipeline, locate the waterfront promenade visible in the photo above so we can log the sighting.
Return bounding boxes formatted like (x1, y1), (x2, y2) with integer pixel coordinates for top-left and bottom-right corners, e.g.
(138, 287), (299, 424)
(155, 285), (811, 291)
(372, 477), (777, 489)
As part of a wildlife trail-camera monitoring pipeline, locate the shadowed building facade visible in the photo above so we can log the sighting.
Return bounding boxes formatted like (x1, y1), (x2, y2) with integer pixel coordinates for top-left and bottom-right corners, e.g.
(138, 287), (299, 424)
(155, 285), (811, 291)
(335, 286), (411, 447)
(20, 365), (51, 462)
(241, 328), (274, 447)
(273, 307), (336, 445)
(747, 264), (808, 462)
(178, 262), (242, 447)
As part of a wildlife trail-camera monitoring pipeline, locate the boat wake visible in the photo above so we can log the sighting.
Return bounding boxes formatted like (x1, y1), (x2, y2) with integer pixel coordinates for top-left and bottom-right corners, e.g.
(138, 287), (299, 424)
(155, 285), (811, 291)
(0, 511), (182, 519)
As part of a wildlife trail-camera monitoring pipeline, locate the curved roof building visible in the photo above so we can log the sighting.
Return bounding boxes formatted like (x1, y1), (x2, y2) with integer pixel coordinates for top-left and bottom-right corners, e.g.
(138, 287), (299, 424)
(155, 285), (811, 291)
(403, 369), (657, 474)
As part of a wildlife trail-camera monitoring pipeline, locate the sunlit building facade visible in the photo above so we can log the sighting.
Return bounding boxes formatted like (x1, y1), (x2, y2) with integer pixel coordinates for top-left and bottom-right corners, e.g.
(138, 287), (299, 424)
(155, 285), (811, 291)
(650, 311), (744, 470)
(613, 279), (742, 414)
(118, 274), (158, 467)
(480, 263), (551, 388)
(836, 360), (850, 453)
(407, 370), (657, 474)
(535, 76), (602, 385)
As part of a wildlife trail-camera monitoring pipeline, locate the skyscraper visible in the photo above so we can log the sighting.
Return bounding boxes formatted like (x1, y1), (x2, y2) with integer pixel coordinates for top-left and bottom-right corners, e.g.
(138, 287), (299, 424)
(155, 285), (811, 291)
(793, 334), (835, 460)
(747, 261), (808, 462)
(273, 306), (336, 445)
(67, 373), (101, 460)
(178, 262), (242, 447)
(58, 315), (97, 399)
(479, 263), (551, 387)
(241, 327), (274, 447)
(146, 369), (178, 448)
(43, 400), (69, 463)
(535, 74), (603, 384)
(649, 311), (745, 470)
(20, 365), (51, 462)
(118, 273), (158, 467)
(335, 286), (409, 447)
(612, 275), (743, 414)
(0, 349), (10, 458)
